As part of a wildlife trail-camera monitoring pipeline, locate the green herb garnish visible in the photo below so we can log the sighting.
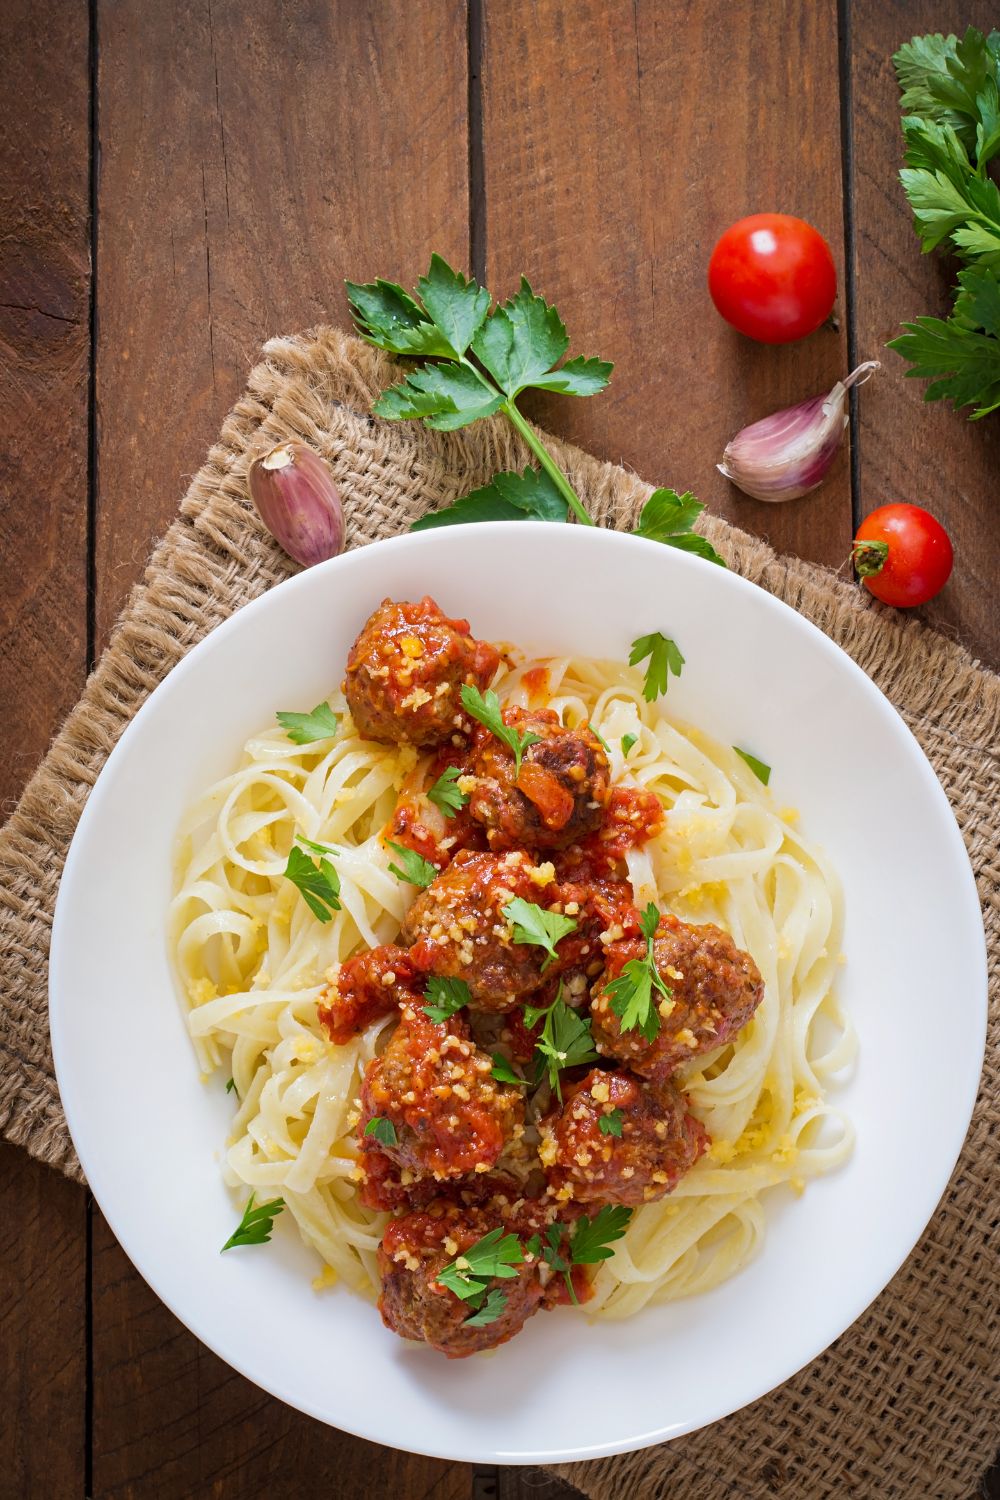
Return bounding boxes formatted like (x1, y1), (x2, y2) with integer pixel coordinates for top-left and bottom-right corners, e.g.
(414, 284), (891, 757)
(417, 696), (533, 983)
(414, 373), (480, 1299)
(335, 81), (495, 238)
(459, 685), (541, 775)
(220, 1193), (285, 1252)
(490, 1053), (527, 1087)
(734, 747), (772, 785)
(603, 902), (671, 1041)
(599, 1109), (625, 1137)
(422, 976), (472, 1025)
(529, 987), (599, 1101)
(635, 489), (727, 566)
(569, 1205), (633, 1265)
(888, 28), (1000, 418)
(225, 1076), (237, 1096)
(386, 839), (438, 888)
(284, 839), (341, 923)
(411, 465), (569, 530)
(364, 1116), (398, 1146)
(426, 764), (469, 817)
(275, 702), (339, 745)
(461, 1288), (510, 1327)
(621, 733), (638, 757)
(629, 632), (685, 702)
(437, 1227), (524, 1306)
(504, 897), (577, 971)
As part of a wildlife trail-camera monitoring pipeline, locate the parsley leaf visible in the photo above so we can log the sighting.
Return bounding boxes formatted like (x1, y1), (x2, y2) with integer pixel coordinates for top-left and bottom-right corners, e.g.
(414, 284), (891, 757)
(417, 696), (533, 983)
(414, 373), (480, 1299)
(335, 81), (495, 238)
(603, 902), (670, 1041)
(422, 976), (472, 1025)
(225, 1076), (237, 1096)
(589, 722), (612, 757)
(629, 632), (685, 702)
(220, 1193), (285, 1252)
(437, 1227), (524, 1302)
(411, 465), (569, 531)
(734, 747), (772, 785)
(416, 254), (492, 357)
(345, 277), (452, 358)
(364, 1116), (398, 1146)
(599, 1109), (624, 1137)
(386, 839), (438, 888)
(471, 277), (612, 399)
(569, 1204), (633, 1264)
(374, 361), (506, 431)
(531, 987), (599, 1100)
(460, 685), (541, 775)
(888, 266), (1000, 417)
(462, 1288), (510, 1327)
(284, 841), (341, 923)
(895, 28), (1000, 157)
(635, 489), (727, 567)
(622, 733), (638, 756)
(504, 897), (577, 970)
(275, 701), (340, 745)
(490, 1052), (527, 1087)
(426, 764), (470, 817)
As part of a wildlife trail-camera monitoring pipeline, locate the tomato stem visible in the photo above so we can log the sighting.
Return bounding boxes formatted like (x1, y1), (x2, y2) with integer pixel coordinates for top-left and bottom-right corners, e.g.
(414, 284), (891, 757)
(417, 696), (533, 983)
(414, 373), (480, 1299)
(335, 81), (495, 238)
(852, 538), (889, 579)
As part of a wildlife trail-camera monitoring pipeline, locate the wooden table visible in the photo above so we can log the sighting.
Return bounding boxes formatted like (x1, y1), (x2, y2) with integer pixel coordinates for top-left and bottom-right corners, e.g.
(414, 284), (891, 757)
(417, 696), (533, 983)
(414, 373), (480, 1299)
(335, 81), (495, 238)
(2, 2), (997, 1495)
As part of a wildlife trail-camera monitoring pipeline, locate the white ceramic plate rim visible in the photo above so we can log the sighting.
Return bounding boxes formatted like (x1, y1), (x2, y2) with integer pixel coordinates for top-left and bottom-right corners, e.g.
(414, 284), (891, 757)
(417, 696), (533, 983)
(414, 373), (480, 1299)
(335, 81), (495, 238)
(50, 524), (987, 1464)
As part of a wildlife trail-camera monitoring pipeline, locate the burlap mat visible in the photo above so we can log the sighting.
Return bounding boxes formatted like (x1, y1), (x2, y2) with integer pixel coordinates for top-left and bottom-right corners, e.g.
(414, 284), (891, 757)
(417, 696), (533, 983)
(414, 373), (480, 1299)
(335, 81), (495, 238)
(1, 328), (996, 1496)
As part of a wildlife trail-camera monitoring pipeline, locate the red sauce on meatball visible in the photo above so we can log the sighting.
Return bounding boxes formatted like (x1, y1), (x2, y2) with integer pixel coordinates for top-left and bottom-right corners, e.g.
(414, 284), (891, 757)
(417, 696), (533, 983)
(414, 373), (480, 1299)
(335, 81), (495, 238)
(317, 944), (417, 1045)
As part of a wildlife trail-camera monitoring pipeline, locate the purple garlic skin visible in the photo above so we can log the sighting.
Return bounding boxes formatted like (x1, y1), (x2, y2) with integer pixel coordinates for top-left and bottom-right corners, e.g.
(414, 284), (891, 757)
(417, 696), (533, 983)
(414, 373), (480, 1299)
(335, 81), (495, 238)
(719, 361), (879, 502)
(249, 441), (344, 566)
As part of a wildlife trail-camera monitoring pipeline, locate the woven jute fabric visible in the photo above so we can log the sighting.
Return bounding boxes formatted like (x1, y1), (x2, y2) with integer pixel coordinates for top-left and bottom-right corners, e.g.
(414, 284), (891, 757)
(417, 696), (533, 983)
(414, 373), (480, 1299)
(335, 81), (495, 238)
(1, 328), (997, 1497)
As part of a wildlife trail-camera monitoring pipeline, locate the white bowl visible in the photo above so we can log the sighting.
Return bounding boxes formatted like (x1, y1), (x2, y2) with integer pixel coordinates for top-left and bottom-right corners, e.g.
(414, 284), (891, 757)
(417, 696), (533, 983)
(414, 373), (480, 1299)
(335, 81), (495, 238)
(50, 523), (986, 1464)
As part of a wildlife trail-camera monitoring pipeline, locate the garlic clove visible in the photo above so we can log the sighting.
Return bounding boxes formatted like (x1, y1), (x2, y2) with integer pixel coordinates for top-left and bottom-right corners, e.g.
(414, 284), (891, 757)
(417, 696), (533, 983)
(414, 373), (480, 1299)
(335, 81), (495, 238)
(249, 441), (344, 566)
(718, 361), (879, 502)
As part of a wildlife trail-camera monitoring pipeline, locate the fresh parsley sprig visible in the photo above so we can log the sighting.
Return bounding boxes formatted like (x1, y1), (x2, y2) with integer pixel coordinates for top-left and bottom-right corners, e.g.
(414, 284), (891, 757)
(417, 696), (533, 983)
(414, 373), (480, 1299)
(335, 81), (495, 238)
(422, 975), (472, 1025)
(283, 836), (341, 923)
(629, 632), (685, 702)
(460, 685), (541, 775)
(220, 1193), (285, 1252)
(888, 28), (1000, 418)
(426, 764), (469, 817)
(490, 1052), (528, 1087)
(734, 747), (772, 785)
(525, 1205), (633, 1303)
(504, 898), (577, 971)
(348, 253), (727, 557)
(275, 701), (339, 745)
(599, 1109), (624, 1137)
(386, 839), (438, 888)
(364, 1116), (398, 1146)
(526, 985), (599, 1100)
(437, 1227), (524, 1326)
(603, 903), (671, 1042)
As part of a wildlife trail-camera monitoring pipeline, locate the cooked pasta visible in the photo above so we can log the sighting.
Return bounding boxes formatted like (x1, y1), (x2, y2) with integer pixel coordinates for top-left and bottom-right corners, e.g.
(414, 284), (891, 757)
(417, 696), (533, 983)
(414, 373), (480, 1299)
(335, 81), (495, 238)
(170, 651), (854, 1317)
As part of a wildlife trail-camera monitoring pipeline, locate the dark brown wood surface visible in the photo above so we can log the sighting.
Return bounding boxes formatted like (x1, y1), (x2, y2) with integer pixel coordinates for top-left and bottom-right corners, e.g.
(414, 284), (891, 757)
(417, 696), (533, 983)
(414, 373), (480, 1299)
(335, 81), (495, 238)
(1, 2), (997, 1496)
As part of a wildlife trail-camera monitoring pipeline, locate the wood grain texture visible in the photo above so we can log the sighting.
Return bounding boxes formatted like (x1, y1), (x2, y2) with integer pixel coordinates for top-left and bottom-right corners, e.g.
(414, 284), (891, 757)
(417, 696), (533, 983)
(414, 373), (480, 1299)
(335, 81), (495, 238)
(0, 1145), (87, 1497)
(91, 2), (474, 1494)
(0, 0), (90, 811)
(93, 0), (471, 648)
(480, 0), (853, 569)
(851, 0), (1000, 669)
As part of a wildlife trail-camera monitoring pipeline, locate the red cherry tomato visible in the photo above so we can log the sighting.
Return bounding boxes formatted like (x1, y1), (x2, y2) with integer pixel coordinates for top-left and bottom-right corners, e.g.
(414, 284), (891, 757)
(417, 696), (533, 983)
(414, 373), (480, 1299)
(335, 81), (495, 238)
(708, 214), (837, 344)
(853, 504), (953, 608)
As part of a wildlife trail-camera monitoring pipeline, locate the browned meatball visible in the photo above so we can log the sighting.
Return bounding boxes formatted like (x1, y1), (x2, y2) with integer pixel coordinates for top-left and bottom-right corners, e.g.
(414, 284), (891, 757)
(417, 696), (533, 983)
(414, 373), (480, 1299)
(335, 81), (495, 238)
(466, 709), (611, 851)
(402, 849), (563, 1011)
(378, 1199), (544, 1357)
(317, 943), (418, 1045)
(590, 914), (764, 1078)
(541, 1068), (708, 1206)
(358, 1003), (524, 1180)
(344, 596), (500, 747)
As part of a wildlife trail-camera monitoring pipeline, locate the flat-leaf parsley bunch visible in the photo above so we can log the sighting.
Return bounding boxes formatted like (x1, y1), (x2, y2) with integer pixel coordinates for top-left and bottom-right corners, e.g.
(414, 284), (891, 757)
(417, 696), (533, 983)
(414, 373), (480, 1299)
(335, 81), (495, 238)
(890, 26), (1000, 418)
(347, 254), (725, 562)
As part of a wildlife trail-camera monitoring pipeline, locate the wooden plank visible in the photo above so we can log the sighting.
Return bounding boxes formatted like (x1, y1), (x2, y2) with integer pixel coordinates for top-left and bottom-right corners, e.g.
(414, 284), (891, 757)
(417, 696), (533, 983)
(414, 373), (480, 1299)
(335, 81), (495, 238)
(851, 0), (1000, 669)
(480, 0), (853, 569)
(91, 1), (475, 1493)
(0, 1146), (87, 1496)
(0, 0), (90, 810)
(0, 4), (90, 1496)
(93, 0), (472, 648)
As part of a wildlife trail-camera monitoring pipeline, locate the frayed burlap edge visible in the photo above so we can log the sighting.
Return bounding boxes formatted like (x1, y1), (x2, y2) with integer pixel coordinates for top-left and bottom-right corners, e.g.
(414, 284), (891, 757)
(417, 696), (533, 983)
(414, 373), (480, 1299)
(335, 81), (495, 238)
(1, 328), (997, 1498)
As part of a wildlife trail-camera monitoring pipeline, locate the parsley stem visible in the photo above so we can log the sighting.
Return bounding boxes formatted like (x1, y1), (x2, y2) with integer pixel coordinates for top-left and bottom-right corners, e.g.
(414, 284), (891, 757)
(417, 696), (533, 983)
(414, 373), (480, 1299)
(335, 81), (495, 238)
(500, 400), (595, 528)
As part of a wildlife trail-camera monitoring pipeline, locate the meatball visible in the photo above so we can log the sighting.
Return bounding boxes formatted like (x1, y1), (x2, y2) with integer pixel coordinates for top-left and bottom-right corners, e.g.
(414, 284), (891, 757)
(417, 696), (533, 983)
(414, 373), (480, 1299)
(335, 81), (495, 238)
(317, 943), (418, 1045)
(467, 709), (611, 851)
(378, 1199), (545, 1357)
(344, 596), (500, 747)
(358, 1003), (524, 1179)
(590, 914), (764, 1078)
(401, 849), (562, 1011)
(541, 1068), (708, 1206)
